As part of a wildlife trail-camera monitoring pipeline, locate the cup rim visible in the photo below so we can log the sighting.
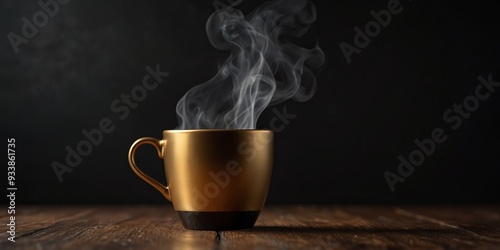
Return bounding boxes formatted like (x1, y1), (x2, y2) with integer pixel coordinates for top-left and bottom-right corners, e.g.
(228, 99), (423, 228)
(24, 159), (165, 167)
(163, 129), (272, 133)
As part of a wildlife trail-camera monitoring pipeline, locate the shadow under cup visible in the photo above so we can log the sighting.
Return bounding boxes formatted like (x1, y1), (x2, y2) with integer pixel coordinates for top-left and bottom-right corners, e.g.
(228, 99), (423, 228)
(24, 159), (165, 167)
(128, 129), (273, 230)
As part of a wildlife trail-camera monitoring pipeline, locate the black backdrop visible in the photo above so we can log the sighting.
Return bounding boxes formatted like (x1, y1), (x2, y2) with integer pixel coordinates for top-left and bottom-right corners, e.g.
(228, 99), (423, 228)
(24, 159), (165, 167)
(1, 0), (499, 204)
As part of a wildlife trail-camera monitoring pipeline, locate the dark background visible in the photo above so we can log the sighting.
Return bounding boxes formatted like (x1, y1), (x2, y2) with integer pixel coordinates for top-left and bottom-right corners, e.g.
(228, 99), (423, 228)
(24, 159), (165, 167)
(1, 0), (499, 204)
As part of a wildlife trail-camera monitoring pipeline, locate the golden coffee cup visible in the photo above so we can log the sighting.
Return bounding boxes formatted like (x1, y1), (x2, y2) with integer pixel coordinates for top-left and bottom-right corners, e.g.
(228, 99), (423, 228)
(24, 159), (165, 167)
(128, 129), (273, 230)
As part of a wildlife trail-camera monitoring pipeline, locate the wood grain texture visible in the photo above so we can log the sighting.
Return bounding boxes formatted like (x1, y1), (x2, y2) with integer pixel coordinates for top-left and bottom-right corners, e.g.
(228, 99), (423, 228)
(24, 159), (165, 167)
(1, 205), (499, 249)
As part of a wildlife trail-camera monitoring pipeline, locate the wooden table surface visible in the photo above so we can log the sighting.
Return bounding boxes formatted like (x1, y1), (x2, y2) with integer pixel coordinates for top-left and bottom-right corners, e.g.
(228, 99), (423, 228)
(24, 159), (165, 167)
(1, 205), (499, 249)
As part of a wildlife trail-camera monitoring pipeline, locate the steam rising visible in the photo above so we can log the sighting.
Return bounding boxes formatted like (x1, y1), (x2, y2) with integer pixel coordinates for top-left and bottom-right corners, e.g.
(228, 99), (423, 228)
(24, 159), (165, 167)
(176, 0), (325, 129)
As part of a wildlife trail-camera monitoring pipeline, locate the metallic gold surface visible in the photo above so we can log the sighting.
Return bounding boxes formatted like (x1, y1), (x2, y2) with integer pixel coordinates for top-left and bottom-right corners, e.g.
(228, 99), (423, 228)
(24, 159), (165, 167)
(128, 129), (273, 212)
(128, 137), (170, 201)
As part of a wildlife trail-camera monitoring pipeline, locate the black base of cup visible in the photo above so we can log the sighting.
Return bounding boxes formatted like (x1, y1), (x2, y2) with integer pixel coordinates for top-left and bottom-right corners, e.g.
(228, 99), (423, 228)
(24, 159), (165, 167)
(176, 211), (260, 231)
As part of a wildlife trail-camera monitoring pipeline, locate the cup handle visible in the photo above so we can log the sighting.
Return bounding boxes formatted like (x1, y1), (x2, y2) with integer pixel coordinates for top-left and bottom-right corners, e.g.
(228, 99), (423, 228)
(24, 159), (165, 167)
(128, 137), (171, 201)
